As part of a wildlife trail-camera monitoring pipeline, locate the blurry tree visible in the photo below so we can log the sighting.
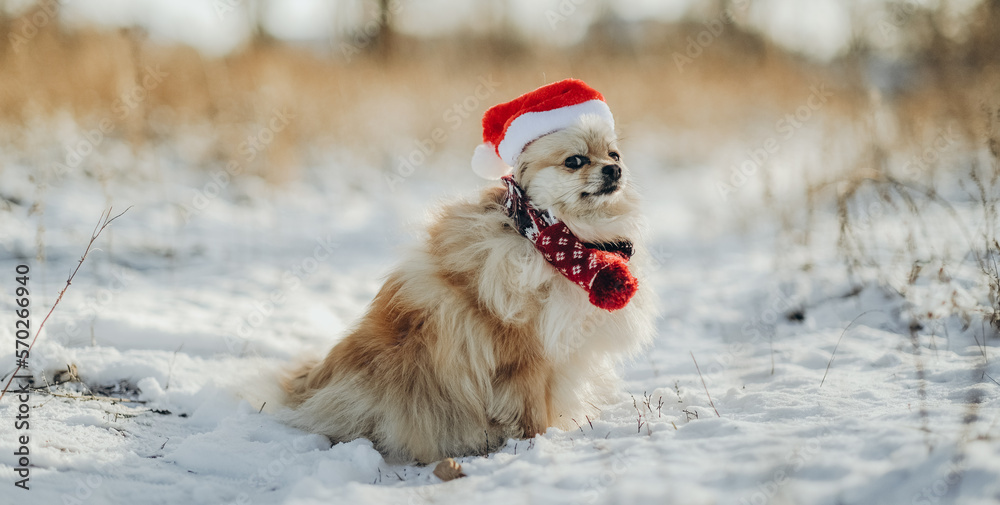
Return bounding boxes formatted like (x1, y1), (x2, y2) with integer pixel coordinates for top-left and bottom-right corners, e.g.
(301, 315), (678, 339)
(963, 0), (1000, 67)
(371, 0), (394, 59)
(0, 0), (8, 50)
(329, 0), (395, 61)
(248, 0), (275, 46)
(585, 1), (635, 56)
(478, 0), (527, 58)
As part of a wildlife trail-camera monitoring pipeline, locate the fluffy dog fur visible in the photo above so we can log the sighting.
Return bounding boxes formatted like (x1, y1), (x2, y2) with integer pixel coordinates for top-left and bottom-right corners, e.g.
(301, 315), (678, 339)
(280, 115), (657, 464)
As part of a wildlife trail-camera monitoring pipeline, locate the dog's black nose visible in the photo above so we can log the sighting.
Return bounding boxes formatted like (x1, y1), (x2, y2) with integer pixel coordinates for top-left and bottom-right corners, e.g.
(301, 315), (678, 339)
(602, 164), (621, 181)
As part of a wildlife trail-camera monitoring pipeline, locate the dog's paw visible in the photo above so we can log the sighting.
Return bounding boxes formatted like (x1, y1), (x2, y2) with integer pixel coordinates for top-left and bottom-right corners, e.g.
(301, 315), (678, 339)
(433, 458), (467, 482)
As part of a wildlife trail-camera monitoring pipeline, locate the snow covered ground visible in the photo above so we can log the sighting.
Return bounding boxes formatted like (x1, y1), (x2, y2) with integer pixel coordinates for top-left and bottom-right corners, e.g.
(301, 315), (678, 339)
(0, 131), (998, 505)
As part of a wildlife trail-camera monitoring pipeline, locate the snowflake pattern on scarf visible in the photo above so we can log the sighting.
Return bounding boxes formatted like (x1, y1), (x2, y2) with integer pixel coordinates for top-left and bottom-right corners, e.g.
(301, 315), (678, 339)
(500, 176), (638, 311)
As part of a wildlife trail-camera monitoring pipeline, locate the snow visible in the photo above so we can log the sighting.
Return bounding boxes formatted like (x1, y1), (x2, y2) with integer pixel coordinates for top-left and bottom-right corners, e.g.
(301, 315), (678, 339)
(1, 125), (999, 504)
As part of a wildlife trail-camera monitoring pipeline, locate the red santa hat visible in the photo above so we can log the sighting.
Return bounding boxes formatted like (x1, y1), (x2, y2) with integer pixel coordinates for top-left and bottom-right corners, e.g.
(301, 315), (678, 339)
(471, 79), (615, 179)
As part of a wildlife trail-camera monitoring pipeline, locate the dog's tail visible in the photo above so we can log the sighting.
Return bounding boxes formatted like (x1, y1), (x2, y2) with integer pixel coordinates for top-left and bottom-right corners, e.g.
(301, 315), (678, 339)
(227, 357), (293, 414)
(280, 357), (323, 406)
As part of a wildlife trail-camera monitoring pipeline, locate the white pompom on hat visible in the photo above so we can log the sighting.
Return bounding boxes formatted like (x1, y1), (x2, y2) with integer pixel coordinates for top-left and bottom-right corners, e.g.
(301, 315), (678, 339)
(470, 79), (615, 180)
(471, 142), (511, 179)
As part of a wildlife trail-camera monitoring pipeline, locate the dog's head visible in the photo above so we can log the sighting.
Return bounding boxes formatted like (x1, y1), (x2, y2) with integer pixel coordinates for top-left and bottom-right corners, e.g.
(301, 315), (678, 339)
(513, 115), (641, 243)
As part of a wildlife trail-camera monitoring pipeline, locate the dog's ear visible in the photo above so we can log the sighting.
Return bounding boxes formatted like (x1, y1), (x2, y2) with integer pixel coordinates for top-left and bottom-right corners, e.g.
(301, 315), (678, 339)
(515, 161), (530, 184)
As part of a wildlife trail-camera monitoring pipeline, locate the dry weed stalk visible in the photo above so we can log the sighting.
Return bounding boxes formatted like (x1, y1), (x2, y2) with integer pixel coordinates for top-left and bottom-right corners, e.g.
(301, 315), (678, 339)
(0, 207), (129, 401)
(975, 104), (1000, 330)
(833, 104), (1000, 336)
(690, 351), (721, 418)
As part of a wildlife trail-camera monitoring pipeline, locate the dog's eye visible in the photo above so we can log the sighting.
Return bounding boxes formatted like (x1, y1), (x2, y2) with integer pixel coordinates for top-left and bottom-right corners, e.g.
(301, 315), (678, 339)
(609, 151), (620, 162)
(564, 155), (589, 169)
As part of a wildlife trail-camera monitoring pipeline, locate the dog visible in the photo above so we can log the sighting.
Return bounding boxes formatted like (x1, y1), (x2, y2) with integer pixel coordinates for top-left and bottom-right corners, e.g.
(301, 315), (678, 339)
(280, 80), (657, 464)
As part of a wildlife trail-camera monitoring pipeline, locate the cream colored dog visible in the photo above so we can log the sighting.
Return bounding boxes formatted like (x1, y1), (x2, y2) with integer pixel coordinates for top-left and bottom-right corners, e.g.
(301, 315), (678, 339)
(281, 84), (656, 464)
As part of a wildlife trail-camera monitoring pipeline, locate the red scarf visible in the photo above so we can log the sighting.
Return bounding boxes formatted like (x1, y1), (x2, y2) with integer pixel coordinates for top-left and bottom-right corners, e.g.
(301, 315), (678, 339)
(500, 176), (638, 311)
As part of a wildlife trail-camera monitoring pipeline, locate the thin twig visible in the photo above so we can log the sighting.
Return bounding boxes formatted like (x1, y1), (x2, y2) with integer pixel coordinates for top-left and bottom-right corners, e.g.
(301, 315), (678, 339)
(37, 391), (146, 404)
(984, 373), (1000, 388)
(690, 351), (720, 417)
(973, 321), (988, 364)
(0, 206), (130, 402)
(820, 309), (882, 387)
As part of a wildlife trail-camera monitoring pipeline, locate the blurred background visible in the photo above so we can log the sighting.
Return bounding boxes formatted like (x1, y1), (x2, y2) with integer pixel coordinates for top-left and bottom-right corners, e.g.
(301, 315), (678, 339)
(0, 0), (998, 333)
(1, 0), (997, 186)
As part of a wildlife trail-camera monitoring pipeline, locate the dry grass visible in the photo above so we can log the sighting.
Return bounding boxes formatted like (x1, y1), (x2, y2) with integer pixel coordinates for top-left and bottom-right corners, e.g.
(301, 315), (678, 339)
(0, 6), (855, 184)
(830, 99), (1000, 338)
